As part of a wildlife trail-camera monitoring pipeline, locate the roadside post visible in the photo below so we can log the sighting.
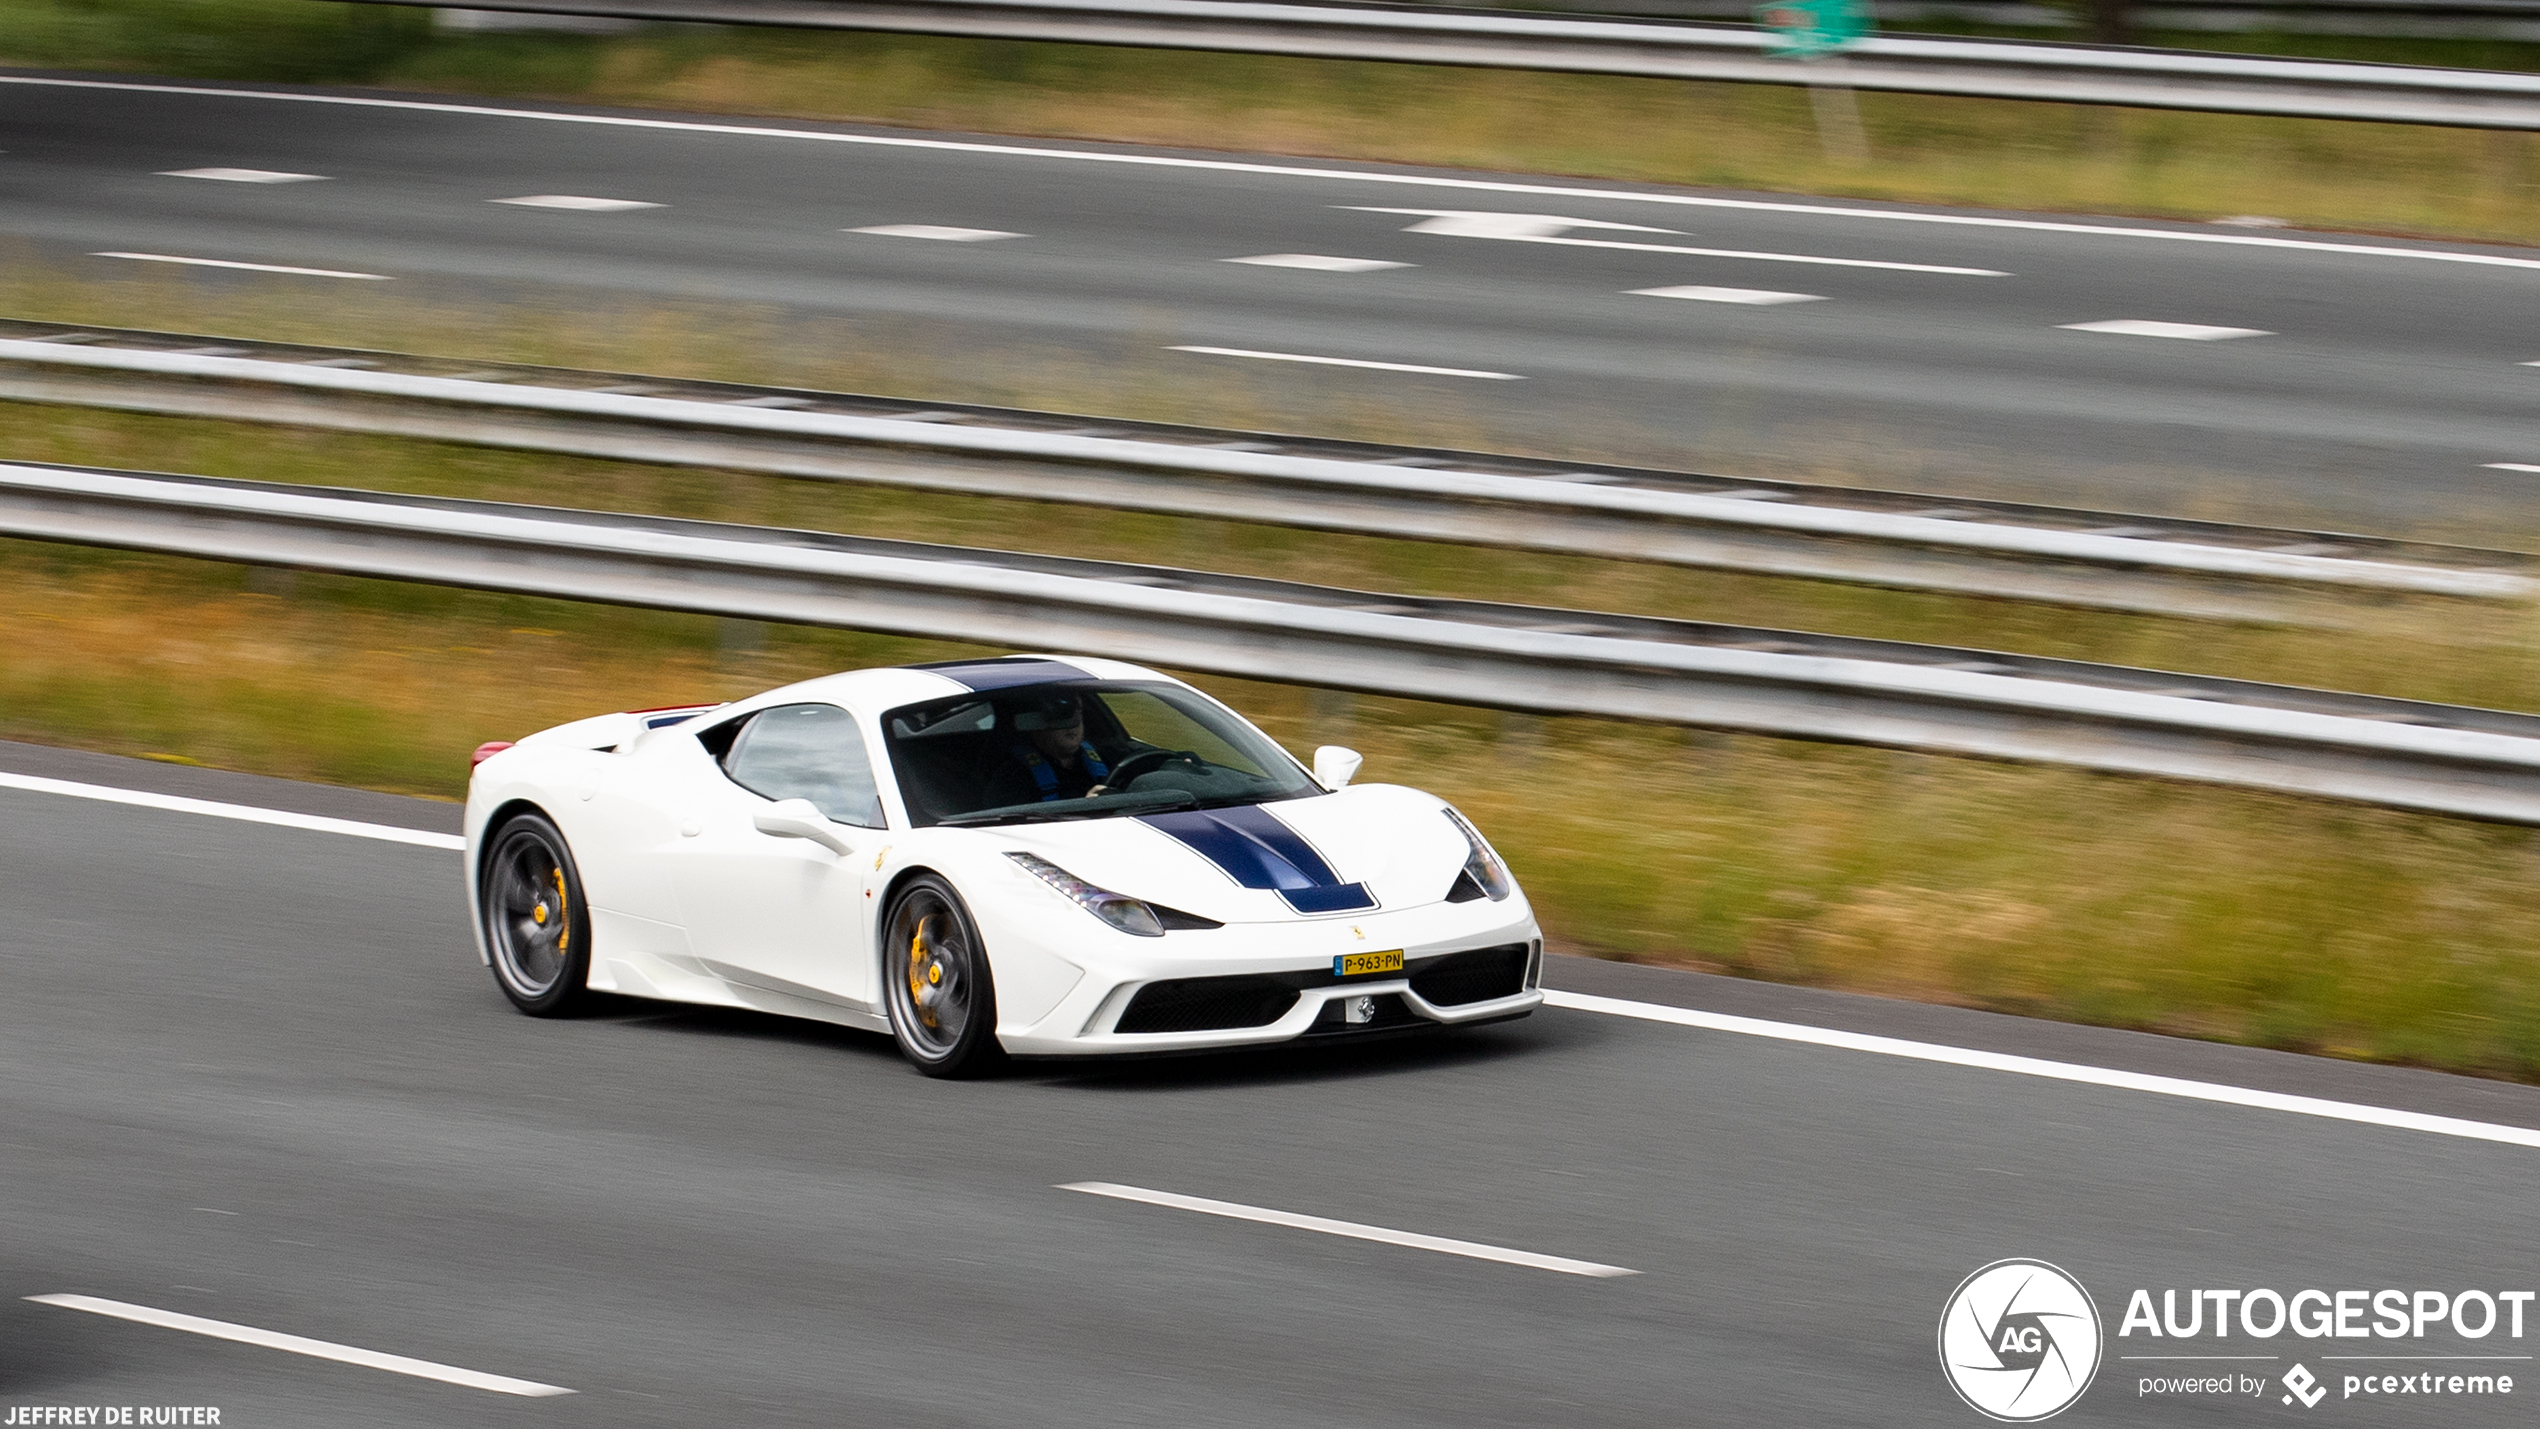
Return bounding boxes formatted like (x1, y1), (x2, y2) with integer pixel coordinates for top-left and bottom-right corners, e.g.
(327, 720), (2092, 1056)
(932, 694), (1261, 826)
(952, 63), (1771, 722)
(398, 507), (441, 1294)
(1754, 0), (1875, 162)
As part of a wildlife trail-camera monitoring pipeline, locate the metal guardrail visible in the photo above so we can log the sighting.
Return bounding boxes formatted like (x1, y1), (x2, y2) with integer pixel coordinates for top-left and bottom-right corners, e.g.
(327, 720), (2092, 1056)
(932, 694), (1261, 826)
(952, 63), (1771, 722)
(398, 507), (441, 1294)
(5, 459), (2538, 822)
(1473, 0), (2540, 42)
(5, 323), (2529, 627)
(356, 0), (2540, 128)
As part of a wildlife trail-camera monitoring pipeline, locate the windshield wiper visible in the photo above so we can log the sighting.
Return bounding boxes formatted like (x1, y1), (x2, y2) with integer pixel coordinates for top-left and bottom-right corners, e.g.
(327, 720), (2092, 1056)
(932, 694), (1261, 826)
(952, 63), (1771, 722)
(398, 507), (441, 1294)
(938, 789), (1198, 828)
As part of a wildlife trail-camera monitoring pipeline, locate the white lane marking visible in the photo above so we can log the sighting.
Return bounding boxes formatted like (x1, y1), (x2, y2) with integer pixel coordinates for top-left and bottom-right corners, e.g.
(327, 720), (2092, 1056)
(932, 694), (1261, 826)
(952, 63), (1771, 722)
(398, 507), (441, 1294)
(1381, 211), (1678, 239)
(1634, 284), (1825, 304)
(1223, 253), (1410, 271)
(27, 1295), (571, 1397)
(1543, 235), (2001, 275)
(18, 766), (2540, 1155)
(1059, 1182), (1637, 1277)
(1354, 208), (2006, 274)
(158, 167), (326, 183)
(1168, 345), (1521, 379)
(0, 771), (462, 850)
(13, 76), (2538, 272)
(90, 252), (390, 280)
(848, 224), (1024, 241)
(2060, 319), (2272, 340)
(2485, 463), (2540, 473)
(1545, 990), (2540, 1151)
(491, 194), (661, 211)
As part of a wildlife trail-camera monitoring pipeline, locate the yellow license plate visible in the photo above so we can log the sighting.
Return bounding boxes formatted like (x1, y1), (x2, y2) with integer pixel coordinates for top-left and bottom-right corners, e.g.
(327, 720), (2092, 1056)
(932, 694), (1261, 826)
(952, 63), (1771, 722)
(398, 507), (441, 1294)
(1333, 950), (1405, 978)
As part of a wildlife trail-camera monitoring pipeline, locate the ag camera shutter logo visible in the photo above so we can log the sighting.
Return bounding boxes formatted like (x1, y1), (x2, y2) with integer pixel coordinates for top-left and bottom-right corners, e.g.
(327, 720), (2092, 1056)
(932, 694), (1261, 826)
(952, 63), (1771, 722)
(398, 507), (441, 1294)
(1939, 1259), (2104, 1421)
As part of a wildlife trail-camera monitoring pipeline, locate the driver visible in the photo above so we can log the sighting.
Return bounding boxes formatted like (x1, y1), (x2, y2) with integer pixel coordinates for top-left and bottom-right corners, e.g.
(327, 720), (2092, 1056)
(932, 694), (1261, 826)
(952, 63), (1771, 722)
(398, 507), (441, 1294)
(983, 692), (1113, 806)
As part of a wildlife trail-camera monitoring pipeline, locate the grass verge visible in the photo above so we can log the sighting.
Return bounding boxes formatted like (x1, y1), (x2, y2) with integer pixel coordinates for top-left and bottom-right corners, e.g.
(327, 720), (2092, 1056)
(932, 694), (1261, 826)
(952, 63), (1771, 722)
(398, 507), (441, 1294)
(3, 3), (2538, 245)
(9, 538), (2540, 1082)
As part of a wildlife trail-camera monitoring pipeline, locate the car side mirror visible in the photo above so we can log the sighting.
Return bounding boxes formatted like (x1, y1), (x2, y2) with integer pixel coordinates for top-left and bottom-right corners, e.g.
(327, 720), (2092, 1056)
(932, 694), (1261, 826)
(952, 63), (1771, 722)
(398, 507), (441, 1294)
(1313, 745), (1363, 790)
(753, 798), (858, 856)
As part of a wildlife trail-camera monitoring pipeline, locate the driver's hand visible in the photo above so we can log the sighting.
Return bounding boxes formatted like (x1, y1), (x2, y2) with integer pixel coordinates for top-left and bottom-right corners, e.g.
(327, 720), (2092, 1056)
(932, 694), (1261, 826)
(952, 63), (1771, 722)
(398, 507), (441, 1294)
(1084, 787), (1108, 797)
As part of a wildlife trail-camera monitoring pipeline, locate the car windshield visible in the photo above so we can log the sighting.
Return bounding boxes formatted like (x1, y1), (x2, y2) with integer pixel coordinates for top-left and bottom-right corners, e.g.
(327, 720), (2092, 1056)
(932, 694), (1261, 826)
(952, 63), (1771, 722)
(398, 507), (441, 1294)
(883, 680), (1322, 828)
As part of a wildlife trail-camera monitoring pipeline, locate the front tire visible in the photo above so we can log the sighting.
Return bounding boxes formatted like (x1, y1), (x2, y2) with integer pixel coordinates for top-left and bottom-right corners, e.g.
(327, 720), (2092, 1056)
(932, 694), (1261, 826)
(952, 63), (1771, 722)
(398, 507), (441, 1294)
(480, 811), (595, 1017)
(881, 874), (1005, 1078)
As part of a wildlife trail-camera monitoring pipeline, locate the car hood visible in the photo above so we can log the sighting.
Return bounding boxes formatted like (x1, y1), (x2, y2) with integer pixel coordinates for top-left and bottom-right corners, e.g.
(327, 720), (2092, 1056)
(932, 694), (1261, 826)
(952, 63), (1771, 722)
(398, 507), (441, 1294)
(988, 784), (1470, 923)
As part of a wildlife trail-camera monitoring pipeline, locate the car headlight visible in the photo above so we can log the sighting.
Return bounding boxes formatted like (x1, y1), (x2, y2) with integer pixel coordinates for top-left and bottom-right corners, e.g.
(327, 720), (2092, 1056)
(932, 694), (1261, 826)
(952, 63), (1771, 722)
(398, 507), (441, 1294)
(1443, 807), (1513, 902)
(1006, 852), (1166, 937)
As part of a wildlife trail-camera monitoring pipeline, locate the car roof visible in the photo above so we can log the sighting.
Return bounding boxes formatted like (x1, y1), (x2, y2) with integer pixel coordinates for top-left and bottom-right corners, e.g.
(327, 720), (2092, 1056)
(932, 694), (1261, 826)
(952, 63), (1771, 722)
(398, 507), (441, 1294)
(729, 654), (1180, 717)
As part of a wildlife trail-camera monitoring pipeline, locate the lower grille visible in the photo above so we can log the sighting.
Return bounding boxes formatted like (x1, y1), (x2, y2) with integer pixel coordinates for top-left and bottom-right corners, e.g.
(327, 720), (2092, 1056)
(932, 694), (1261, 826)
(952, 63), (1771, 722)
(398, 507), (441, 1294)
(1115, 976), (1300, 1034)
(1407, 943), (1530, 1006)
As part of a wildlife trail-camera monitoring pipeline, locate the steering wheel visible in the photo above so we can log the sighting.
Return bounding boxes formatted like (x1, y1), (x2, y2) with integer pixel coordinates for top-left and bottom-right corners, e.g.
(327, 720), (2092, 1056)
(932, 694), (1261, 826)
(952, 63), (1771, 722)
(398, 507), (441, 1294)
(1102, 748), (1204, 790)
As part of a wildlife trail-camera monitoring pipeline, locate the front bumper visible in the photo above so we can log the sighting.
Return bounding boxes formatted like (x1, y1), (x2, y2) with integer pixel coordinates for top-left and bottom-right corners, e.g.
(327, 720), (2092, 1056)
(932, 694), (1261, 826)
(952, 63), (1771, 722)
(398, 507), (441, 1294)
(990, 896), (1543, 1056)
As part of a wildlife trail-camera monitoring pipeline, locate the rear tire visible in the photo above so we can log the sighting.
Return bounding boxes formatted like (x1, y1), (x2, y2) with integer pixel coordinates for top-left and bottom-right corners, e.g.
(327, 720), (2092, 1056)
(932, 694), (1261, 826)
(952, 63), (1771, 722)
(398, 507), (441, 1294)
(881, 874), (1005, 1078)
(480, 811), (595, 1017)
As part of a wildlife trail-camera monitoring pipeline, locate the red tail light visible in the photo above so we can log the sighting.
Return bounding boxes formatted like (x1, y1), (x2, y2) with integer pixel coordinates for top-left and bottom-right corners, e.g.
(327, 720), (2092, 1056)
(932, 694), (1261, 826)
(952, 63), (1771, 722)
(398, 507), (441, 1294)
(471, 741), (516, 768)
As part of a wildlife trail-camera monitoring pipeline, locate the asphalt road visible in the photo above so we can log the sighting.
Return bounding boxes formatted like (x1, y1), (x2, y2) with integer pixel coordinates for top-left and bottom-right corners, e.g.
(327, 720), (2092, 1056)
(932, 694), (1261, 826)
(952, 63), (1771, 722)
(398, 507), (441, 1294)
(4, 71), (2540, 536)
(5, 739), (2538, 1428)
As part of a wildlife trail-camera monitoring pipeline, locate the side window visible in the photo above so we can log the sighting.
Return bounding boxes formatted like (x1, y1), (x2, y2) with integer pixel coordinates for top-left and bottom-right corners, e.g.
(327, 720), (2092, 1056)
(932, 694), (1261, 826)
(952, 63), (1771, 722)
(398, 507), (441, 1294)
(722, 703), (886, 828)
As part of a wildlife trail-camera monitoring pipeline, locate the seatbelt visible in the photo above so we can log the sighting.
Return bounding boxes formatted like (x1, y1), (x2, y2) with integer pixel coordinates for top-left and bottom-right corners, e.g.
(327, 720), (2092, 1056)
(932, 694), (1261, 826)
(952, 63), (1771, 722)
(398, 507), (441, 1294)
(1014, 744), (1111, 801)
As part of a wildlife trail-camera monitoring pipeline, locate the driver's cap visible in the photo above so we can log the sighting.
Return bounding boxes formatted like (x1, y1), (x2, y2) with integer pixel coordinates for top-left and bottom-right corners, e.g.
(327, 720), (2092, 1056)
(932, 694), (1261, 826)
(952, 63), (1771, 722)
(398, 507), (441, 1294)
(1011, 692), (1083, 732)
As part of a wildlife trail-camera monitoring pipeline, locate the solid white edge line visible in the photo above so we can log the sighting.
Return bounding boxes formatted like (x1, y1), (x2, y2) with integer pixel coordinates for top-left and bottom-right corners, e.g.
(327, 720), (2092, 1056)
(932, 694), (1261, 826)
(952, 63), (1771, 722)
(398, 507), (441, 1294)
(0, 771), (463, 850)
(91, 252), (391, 280)
(11, 769), (2533, 1153)
(1543, 989), (2540, 1150)
(27, 1296), (572, 1397)
(13, 74), (2540, 271)
(1059, 1182), (1638, 1276)
(1168, 345), (1522, 378)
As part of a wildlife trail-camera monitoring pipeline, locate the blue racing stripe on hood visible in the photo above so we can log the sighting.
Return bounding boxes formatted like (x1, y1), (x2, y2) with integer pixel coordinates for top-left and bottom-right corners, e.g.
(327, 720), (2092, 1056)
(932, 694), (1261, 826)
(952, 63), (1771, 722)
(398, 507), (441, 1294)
(1138, 805), (1376, 914)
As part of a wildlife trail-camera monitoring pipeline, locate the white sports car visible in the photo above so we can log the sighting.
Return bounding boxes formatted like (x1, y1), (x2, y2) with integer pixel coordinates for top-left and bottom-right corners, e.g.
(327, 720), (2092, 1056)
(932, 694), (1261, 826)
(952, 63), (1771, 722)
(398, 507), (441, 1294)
(464, 654), (1542, 1075)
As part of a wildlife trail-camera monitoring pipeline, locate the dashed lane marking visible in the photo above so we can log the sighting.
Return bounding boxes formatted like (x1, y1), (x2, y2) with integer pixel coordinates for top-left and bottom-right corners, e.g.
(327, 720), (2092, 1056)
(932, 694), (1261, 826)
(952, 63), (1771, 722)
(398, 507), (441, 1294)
(1353, 208), (2009, 275)
(1168, 345), (1521, 379)
(27, 1296), (572, 1396)
(1060, 1183), (1637, 1276)
(2059, 319), (2272, 340)
(848, 224), (1024, 241)
(491, 194), (661, 211)
(1633, 285), (1825, 304)
(1223, 253), (1410, 272)
(91, 252), (390, 279)
(158, 167), (326, 183)
(2485, 463), (2540, 473)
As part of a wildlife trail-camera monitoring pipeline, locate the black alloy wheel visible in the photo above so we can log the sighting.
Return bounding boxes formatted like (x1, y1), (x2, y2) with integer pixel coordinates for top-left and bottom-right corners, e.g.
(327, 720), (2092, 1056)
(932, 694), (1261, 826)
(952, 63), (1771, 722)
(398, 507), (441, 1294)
(481, 811), (595, 1017)
(881, 874), (1004, 1078)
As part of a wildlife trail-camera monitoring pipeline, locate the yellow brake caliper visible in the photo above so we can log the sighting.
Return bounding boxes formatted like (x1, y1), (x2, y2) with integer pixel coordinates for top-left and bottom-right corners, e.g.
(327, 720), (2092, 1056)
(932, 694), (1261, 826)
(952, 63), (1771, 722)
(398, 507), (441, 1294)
(908, 915), (942, 1028)
(531, 866), (568, 947)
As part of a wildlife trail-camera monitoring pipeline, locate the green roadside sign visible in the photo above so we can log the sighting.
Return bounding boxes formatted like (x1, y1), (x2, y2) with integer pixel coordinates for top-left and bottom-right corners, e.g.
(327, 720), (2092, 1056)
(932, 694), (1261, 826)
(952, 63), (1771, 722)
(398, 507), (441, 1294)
(1754, 0), (1874, 57)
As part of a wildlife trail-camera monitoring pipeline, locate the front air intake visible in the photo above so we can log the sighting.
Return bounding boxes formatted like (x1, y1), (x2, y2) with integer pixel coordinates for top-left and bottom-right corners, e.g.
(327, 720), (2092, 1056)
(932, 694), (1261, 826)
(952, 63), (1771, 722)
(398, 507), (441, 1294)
(1407, 943), (1530, 1006)
(1115, 976), (1300, 1034)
